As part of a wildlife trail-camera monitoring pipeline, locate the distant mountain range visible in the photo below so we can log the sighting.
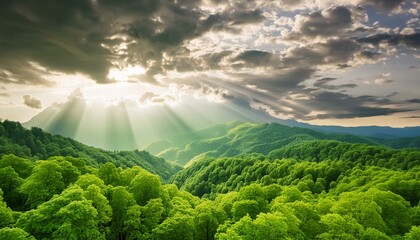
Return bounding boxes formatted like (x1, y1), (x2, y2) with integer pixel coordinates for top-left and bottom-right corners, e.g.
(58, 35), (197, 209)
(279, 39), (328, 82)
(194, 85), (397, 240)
(22, 97), (420, 151)
(143, 121), (420, 166)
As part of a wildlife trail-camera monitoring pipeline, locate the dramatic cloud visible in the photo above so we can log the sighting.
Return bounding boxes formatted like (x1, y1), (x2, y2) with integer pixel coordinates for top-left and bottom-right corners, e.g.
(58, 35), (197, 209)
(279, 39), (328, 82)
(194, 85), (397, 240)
(242, 68), (315, 93)
(314, 78), (357, 90)
(289, 6), (353, 39)
(358, 33), (420, 48)
(0, 0), (418, 126)
(22, 95), (42, 109)
(362, 0), (405, 11)
(0, 0), (266, 85)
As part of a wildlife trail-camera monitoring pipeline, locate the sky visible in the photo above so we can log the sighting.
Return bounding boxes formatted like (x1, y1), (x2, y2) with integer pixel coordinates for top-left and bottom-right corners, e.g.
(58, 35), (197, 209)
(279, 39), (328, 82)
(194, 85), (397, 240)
(0, 0), (419, 128)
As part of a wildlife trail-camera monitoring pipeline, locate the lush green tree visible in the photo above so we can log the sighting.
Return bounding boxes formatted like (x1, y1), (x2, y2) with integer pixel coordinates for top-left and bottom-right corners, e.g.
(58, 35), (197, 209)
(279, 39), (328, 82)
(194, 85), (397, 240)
(141, 198), (165, 232)
(109, 186), (136, 240)
(362, 228), (391, 240)
(0, 189), (13, 228)
(169, 196), (194, 217)
(16, 186), (104, 239)
(0, 227), (35, 240)
(286, 201), (322, 238)
(123, 205), (144, 240)
(131, 172), (162, 206)
(369, 189), (412, 235)
(83, 185), (112, 233)
(19, 160), (65, 208)
(0, 166), (24, 208)
(317, 214), (365, 240)
(152, 213), (195, 240)
(232, 200), (260, 220)
(74, 174), (106, 191)
(331, 191), (387, 232)
(218, 212), (303, 240)
(49, 157), (81, 185)
(405, 226), (420, 240)
(98, 162), (121, 186)
(0, 155), (33, 178)
(52, 200), (104, 240)
(194, 201), (226, 240)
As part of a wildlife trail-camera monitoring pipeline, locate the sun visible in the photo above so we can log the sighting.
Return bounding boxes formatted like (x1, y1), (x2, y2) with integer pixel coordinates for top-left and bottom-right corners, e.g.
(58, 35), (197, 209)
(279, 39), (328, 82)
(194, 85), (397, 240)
(107, 65), (147, 82)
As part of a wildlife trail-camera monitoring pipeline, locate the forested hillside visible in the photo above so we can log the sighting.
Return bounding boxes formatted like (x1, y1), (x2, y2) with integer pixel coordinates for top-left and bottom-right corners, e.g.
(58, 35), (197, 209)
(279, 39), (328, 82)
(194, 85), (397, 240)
(0, 120), (181, 181)
(1, 120), (420, 239)
(145, 122), (420, 166)
(1, 149), (419, 239)
(171, 140), (420, 198)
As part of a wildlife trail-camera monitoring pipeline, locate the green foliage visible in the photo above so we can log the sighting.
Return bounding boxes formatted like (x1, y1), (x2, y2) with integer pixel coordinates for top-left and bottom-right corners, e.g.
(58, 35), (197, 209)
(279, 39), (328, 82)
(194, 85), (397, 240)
(0, 227), (35, 240)
(146, 121), (419, 166)
(405, 226), (420, 240)
(2, 120), (420, 239)
(16, 186), (105, 239)
(0, 189), (14, 228)
(0, 120), (181, 180)
(131, 171), (162, 206)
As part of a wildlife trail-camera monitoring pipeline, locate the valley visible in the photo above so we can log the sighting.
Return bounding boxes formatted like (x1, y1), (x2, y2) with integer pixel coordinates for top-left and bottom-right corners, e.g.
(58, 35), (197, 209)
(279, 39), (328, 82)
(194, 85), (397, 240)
(1, 120), (419, 239)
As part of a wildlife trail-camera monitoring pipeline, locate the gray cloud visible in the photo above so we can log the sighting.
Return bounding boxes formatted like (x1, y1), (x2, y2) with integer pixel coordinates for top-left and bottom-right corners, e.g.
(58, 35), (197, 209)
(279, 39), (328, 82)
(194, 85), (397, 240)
(362, 0), (405, 11)
(242, 68), (315, 93)
(360, 50), (382, 60)
(407, 99), (420, 104)
(1, 0), (418, 125)
(235, 50), (272, 64)
(282, 38), (361, 67)
(286, 6), (353, 39)
(0, 0), (266, 85)
(314, 77), (358, 90)
(358, 32), (420, 48)
(22, 95), (42, 109)
(277, 91), (410, 120)
(139, 92), (176, 105)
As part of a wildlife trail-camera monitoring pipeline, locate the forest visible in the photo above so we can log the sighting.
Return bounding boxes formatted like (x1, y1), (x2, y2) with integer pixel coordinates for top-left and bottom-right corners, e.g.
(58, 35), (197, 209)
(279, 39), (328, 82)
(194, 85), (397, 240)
(0, 120), (420, 239)
(144, 121), (420, 166)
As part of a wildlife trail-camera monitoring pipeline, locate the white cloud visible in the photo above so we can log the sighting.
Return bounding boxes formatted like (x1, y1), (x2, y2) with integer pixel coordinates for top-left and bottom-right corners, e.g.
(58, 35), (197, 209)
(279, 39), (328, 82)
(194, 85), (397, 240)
(374, 73), (393, 85)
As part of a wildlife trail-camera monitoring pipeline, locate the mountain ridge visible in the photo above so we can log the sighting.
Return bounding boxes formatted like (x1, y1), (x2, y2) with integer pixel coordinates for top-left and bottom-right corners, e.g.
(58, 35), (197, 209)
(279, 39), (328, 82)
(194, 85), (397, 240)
(144, 121), (420, 166)
(0, 120), (181, 181)
(23, 99), (420, 151)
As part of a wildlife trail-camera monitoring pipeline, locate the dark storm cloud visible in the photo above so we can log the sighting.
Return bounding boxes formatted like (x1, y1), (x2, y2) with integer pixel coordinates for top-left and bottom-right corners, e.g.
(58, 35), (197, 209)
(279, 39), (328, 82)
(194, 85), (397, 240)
(0, 0), (112, 84)
(0, 0), (266, 85)
(358, 33), (420, 48)
(314, 78), (357, 90)
(242, 68), (315, 93)
(22, 95), (42, 109)
(0, 61), (55, 86)
(362, 0), (405, 11)
(360, 50), (381, 60)
(407, 99), (420, 104)
(277, 91), (410, 120)
(233, 50), (273, 66)
(282, 39), (361, 67)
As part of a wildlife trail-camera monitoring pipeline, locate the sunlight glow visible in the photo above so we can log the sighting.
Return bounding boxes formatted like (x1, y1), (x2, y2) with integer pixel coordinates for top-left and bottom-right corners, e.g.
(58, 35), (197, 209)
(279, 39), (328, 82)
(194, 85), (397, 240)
(107, 65), (147, 82)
